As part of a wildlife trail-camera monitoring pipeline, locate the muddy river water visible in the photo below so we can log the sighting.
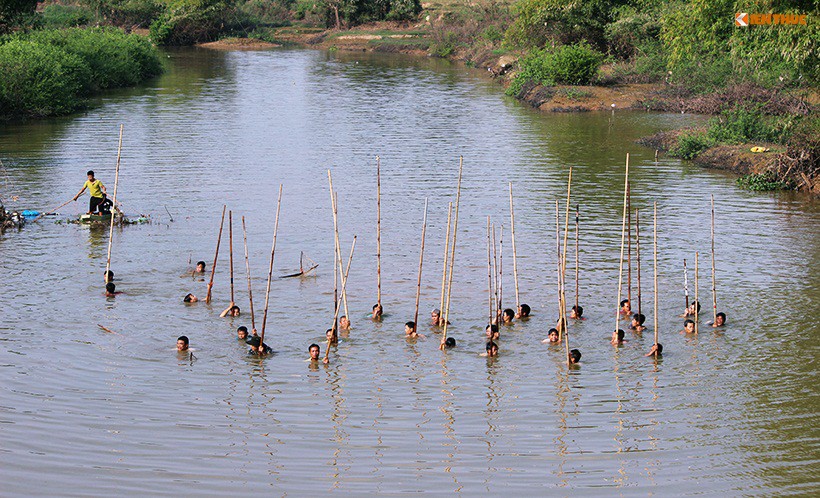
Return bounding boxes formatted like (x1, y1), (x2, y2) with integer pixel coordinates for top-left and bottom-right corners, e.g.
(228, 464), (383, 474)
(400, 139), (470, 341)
(1, 48), (818, 496)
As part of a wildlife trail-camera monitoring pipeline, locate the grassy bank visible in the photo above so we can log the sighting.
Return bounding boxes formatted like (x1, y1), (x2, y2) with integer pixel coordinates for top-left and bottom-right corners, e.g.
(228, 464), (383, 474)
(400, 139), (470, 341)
(0, 27), (163, 119)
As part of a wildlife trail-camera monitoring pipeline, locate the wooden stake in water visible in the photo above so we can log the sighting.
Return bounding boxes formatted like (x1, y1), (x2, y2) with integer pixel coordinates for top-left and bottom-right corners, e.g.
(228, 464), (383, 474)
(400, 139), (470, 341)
(491, 222), (499, 319)
(439, 202), (453, 319)
(626, 183), (632, 305)
(326, 237), (357, 362)
(327, 171), (339, 338)
(229, 210), (235, 304)
(241, 216), (256, 331)
(487, 216), (493, 326)
(653, 202), (659, 356)
(555, 200), (563, 338)
(683, 258), (690, 312)
(412, 199), (428, 333)
(376, 155), (382, 309)
(104, 124), (124, 283)
(332, 192), (349, 321)
(259, 185), (283, 351)
(498, 224), (504, 314)
(711, 194), (718, 323)
(440, 157), (463, 350)
(636, 208), (642, 316)
(574, 205), (580, 311)
(509, 183), (520, 311)
(694, 252), (700, 335)
(560, 167), (573, 340)
(205, 205), (226, 303)
(614, 154), (630, 337)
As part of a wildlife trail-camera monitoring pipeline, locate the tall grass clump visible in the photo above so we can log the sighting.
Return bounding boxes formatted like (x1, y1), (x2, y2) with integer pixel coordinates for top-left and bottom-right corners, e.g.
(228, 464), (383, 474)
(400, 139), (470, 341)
(507, 42), (603, 97)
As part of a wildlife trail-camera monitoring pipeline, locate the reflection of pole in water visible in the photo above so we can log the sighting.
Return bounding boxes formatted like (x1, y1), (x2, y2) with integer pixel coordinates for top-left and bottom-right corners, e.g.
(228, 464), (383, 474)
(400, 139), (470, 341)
(553, 363), (570, 488)
(438, 349), (462, 492)
(646, 357), (661, 487)
(327, 361), (350, 490)
(613, 352), (628, 488)
(482, 359), (501, 490)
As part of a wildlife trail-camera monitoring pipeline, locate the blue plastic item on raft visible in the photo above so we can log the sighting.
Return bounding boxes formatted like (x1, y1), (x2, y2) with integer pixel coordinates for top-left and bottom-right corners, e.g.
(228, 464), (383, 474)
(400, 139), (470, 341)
(22, 210), (40, 217)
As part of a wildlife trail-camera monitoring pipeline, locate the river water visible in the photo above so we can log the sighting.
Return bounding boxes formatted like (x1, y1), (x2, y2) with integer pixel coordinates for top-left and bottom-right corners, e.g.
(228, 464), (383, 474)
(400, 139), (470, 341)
(1, 48), (818, 496)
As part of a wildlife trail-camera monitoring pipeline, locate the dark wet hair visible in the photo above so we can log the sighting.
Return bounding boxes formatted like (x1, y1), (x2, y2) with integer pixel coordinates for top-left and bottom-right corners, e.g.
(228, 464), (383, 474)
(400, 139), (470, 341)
(486, 341), (498, 351)
(104, 270), (114, 279)
(633, 313), (646, 325)
(655, 343), (663, 354)
(572, 305), (583, 317)
(691, 300), (701, 312)
(570, 349), (581, 362)
(432, 309), (441, 315)
(405, 321), (415, 330)
(106, 282), (115, 293)
(326, 328), (333, 334)
(486, 323), (499, 333)
(616, 329), (625, 341)
(247, 336), (261, 347)
(684, 319), (695, 327)
(445, 337), (456, 348)
(196, 261), (206, 267)
(183, 293), (195, 302)
(372, 303), (381, 310)
(237, 326), (248, 333)
(620, 299), (630, 308)
(340, 315), (347, 320)
(178, 336), (189, 346)
(87, 170), (94, 176)
(503, 308), (514, 319)
(230, 305), (240, 312)
(519, 304), (531, 316)
(548, 328), (559, 336)
(716, 312), (726, 321)
(309, 343), (320, 352)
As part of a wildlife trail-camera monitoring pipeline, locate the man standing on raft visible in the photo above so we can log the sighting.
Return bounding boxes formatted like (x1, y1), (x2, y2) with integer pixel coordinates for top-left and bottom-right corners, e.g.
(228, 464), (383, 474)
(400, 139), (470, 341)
(73, 170), (108, 214)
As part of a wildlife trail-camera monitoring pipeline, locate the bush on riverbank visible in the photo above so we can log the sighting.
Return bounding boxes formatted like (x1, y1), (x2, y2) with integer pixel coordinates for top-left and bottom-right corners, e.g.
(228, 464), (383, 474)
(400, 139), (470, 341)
(506, 42), (604, 97)
(0, 27), (163, 118)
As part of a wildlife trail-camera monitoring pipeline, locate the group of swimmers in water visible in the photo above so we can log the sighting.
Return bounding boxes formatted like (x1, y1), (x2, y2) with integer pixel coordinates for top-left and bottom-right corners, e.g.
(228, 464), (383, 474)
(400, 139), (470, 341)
(167, 259), (727, 365)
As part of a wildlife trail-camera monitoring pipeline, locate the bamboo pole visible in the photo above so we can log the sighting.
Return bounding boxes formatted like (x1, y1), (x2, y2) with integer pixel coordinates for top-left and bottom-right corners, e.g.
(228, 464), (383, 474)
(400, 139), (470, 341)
(332, 191), (349, 320)
(491, 222), (499, 319)
(259, 185), (283, 351)
(614, 154), (630, 337)
(574, 205), (579, 311)
(205, 205), (226, 303)
(627, 183), (632, 305)
(327, 171), (339, 336)
(509, 183), (520, 310)
(229, 210), (235, 304)
(33, 198), (74, 222)
(440, 157), (463, 350)
(326, 237), (356, 362)
(653, 202), (659, 356)
(636, 208), (642, 316)
(498, 224), (503, 313)
(439, 201), (453, 319)
(555, 200), (562, 338)
(711, 194), (717, 323)
(413, 199), (428, 333)
(559, 167), (573, 341)
(487, 216), (493, 326)
(376, 155), (382, 308)
(241, 216), (256, 331)
(683, 259), (690, 311)
(104, 124), (124, 283)
(694, 252), (699, 335)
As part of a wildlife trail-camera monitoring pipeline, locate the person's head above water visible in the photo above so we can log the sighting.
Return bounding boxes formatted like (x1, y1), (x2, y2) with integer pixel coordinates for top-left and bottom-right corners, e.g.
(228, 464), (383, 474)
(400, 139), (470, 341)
(632, 313), (646, 326)
(339, 315), (350, 328)
(229, 305), (240, 316)
(486, 323), (499, 339)
(309, 343), (320, 360)
(105, 282), (116, 295)
(104, 270), (114, 281)
(620, 299), (631, 311)
(683, 319), (695, 332)
(195, 261), (206, 272)
(547, 328), (559, 342)
(445, 337), (456, 348)
(183, 293), (198, 303)
(612, 329), (625, 343)
(517, 304), (531, 318)
(177, 335), (189, 351)
(372, 303), (383, 317)
(569, 349), (581, 364)
(502, 308), (515, 322)
(405, 321), (416, 335)
(237, 326), (248, 339)
(486, 341), (499, 356)
(570, 305), (584, 318)
(714, 312), (726, 326)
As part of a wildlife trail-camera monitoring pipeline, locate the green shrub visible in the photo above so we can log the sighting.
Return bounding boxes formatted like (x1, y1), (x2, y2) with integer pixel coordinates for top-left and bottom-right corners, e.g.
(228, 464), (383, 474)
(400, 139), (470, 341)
(669, 132), (713, 159)
(430, 31), (458, 58)
(41, 4), (94, 28)
(0, 39), (89, 116)
(507, 42), (604, 96)
(706, 106), (781, 145)
(736, 172), (793, 191)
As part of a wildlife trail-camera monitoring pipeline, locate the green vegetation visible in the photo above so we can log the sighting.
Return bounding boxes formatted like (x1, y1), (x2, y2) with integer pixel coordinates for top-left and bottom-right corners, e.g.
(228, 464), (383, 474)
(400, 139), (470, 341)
(0, 27), (163, 118)
(736, 172), (794, 191)
(506, 42), (604, 96)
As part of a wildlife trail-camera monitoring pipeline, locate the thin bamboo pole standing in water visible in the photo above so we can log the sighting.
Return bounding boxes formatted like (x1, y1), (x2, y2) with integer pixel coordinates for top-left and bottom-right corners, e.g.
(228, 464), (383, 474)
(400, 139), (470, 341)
(229, 210), (235, 304)
(509, 183), (520, 311)
(332, 192), (349, 321)
(614, 154), (630, 337)
(626, 183), (632, 306)
(327, 171), (339, 339)
(636, 208), (642, 316)
(491, 222), (499, 319)
(559, 167), (573, 342)
(711, 194), (718, 323)
(326, 238), (356, 362)
(412, 199), (428, 333)
(104, 124), (124, 283)
(241, 216), (256, 331)
(486, 216), (493, 326)
(440, 157), (463, 350)
(498, 224), (503, 314)
(205, 205), (226, 303)
(653, 202), (659, 356)
(259, 185), (283, 351)
(683, 259), (690, 311)
(376, 156), (382, 308)
(694, 252), (700, 335)
(574, 205), (580, 312)
(439, 202), (453, 319)
(555, 200), (563, 338)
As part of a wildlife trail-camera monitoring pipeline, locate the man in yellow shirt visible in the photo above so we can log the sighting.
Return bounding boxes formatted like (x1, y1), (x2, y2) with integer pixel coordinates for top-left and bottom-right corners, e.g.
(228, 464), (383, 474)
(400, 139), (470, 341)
(73, 170), (108, 214)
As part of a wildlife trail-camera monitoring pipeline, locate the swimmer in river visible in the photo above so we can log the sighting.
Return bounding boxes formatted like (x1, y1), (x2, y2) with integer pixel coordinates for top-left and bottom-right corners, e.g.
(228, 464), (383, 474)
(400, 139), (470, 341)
(371, 303), (383, 320)
(486, 323), (500, 342)
(481, 341), (499, 357)
(220, 302), (240, 317)
(501, 308), (515, 324)
(431, 309), (442, 326)
(339, 315), (350, 330)
(444, 337), (456, 348)
(308, 343), (329, 364)
(570, 305), (584, 319)
(611, 329), (626, 345)
(620, 299), (632, 316)
(541, 328), (560, 344)
(645, 343), (663, 357)
(405, 321), (424, 339)
(105, 282), (121, 297)
(682, 300), (701, 317)
(104, 270), (114, 283)
(73, 170), (108, 215)
(236, 326), (249, 341)
(631, 313), (646, 332)
(326, 328), (337, 345)
(569, 349), (581, 364)
(195, 261), (206, 273)
(177, 335), (189, 352)
(680, 319), (696, 334)
(711, 312), (726, 328)
(247, 335), (272, 356)
(516, 303), (531, 319)
(183, 293), (198, 303)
